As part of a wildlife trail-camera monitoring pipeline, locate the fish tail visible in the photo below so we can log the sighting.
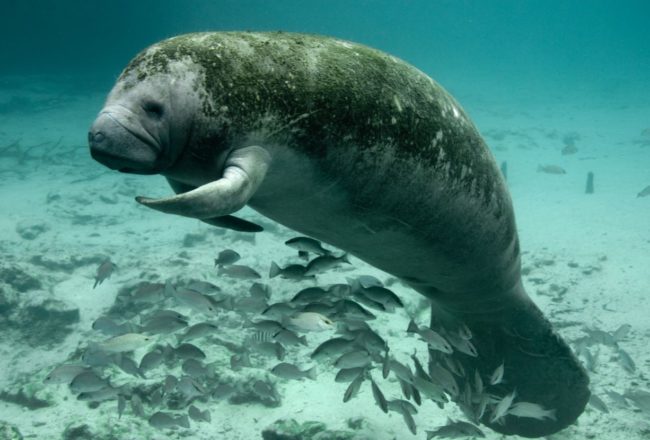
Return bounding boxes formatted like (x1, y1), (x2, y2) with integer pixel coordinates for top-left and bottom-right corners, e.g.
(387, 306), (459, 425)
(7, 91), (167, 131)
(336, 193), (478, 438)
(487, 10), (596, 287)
(269, 262), (281, 278)
(406, 319), (420, 334)
(306, 366), (318, 380)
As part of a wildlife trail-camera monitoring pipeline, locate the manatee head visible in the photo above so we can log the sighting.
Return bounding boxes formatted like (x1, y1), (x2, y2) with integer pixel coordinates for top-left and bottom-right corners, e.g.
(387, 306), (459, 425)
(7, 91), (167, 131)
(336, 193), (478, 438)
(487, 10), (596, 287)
(89, 50), (204, 175)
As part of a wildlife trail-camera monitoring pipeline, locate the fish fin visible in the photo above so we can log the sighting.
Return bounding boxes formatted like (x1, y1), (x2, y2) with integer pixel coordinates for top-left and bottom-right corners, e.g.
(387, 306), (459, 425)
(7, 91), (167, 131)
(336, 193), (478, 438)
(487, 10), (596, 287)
(201, 215), (263, 232)
(307, 366), (318, 380)
(406, 319), (420, 334)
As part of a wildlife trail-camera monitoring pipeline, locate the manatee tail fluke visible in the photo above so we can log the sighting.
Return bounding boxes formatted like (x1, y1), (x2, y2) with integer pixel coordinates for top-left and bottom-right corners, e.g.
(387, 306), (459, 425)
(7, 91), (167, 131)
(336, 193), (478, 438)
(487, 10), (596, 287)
(427, 285), (589, 438)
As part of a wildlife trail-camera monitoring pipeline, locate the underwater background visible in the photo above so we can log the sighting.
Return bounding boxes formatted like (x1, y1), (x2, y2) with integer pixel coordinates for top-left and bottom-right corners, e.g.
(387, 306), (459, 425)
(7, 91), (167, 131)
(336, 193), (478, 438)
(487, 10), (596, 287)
(0, 1), (649, 439)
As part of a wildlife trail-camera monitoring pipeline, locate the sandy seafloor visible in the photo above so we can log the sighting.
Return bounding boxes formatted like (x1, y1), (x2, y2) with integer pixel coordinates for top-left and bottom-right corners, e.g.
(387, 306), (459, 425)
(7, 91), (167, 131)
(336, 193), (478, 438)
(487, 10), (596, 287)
(0, 73), (648, 440)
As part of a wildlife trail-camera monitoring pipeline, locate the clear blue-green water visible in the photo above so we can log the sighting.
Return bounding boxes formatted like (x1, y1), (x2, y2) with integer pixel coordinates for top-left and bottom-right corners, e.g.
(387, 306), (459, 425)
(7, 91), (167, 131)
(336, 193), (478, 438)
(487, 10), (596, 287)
(0, 1), (648, 439)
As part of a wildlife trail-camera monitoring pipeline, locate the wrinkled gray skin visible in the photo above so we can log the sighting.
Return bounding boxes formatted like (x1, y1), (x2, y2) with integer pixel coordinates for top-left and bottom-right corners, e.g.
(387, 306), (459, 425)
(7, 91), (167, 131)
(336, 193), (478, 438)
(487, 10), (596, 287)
(89, 32), (589, 437)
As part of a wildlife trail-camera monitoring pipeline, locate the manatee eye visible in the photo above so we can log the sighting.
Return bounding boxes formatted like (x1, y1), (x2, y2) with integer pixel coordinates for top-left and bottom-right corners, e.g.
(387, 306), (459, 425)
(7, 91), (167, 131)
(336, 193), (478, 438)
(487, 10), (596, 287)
(142, 100), (164, 119)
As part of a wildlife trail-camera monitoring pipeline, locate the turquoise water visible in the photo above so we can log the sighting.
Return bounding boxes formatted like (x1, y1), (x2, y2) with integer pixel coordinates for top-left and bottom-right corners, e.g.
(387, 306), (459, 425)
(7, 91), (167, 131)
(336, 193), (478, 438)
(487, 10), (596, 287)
(1, 2), (649, 439)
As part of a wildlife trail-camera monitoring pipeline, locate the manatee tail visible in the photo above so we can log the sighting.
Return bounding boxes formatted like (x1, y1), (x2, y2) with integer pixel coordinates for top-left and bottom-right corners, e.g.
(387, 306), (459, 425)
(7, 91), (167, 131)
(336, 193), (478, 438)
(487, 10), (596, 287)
(427, 284), (589, 438)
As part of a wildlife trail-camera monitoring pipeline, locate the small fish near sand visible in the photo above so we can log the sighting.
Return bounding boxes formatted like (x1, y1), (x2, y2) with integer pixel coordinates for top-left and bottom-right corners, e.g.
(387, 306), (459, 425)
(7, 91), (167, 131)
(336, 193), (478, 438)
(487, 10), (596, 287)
(214, 249), (241, 266)
(217, 264), (261, 279)
(636, 185), (650, 197)
(285, 312), (334, 333)
(537, 164), (566, 175)
(271, 362), (317, 380)
(93, 259), (116, 288)
(94, 333), (153, 353)
(285, 236), (332, 256)
(426, 418), (485, 439)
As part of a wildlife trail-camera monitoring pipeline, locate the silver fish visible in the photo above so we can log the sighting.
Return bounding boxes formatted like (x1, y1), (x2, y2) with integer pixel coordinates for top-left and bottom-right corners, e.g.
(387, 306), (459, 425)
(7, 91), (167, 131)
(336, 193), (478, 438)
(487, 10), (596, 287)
(262, 302), (295, 320)
(335, 367), (369, 383)
(588, 394), (609, 413)
(250, 282), (272, 300)
(426, 418), (485, 439)
(311, 337), (355, 361)
(92, 316), (129, 336)
(285, 236), (331, 255)
(351, 279), (403, 311)
(77, 386), (122, 402)
(43, 365), (89, 385)
(185, 280), (221, 294)
(305, 253), (351, 276)
(624, 389), (650, 413)
(334, 350), (372, 369)
(413, 376), (447, 404)
(617, 347), (636, 373)
(605, 390), (628, 407)
(343, 371), (365, 402)
(429, 363), (458, 397)
(188, 405), (211, 423)
(419, 329), (453, 354)
(356, 275), (383, 289)
(333, 299), (376, 321)
(290, 286), (329, 304)
(164, 375), (178, 394)
(613, 323), (631, 341)
(141, 316), (188, 335)
(139, 349), (164, 372)
(273, 329), (307, 346)
(182, 359), (208, 378)
(177, 322), (219, 342)
(177, 376), (206, 399)
(271, 362), (317, 380)
(69, 371), (109, 394)
(388, 359), (415, 384)
(269, 262), (313, 280)
(217, 264), (261, 279)
(131, 282), (165, 303)
(370, 377), (388, 413)
(401, 409), (417, 435)
(537, 164), (566, 175)
(140, 309), (188, 324)
(93, 259), (116, 289)
(95, 333), (152, 353)
(175, 343), (206, 360)
(173, 288), (219, 316)
(353, 329), (387, 354)
(387, 398), (418, 415)
(214, 249), (241, 266)
(254, 341), (286, 361)
(148, 411), (190, 430)
(211, 380), (234, 400)
(251, 319), (285, 334)
(445, 331), (477, 357)
(118, 355), (144, 378)
(286, 312), (334, 333)
(131, 394), (145, 418)
(489, 362), (505, 385)
(490, 389), (517, 423)
(507, 401), (556, 421)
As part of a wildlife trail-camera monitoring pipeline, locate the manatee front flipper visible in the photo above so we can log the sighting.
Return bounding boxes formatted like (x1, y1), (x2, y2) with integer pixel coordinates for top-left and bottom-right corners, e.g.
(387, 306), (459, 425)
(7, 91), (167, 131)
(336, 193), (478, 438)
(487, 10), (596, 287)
(136, 145), (271, 221)
(201, 216), (263, 233)
(164, 177), (263, 232)
(427, 282), (589, 438)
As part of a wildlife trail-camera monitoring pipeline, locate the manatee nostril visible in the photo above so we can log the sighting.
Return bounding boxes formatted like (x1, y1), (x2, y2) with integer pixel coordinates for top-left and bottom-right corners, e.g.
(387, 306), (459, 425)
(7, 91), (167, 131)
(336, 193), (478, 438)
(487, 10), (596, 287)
(88, 131), (106, 146)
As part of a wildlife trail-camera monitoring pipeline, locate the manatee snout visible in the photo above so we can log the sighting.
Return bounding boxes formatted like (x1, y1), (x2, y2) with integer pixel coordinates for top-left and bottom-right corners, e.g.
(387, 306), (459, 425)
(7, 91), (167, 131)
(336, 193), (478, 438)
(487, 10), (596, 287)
(89, 110), (161, 174)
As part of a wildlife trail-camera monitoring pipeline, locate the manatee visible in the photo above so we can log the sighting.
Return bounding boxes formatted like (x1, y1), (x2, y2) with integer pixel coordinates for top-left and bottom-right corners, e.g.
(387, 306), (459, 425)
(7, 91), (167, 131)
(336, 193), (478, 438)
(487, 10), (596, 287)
(88, 32), (589, 437)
